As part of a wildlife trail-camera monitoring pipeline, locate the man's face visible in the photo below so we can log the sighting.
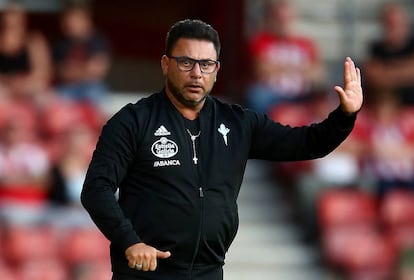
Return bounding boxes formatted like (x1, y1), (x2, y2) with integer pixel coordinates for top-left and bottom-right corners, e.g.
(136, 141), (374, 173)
(161, 38), (220, 109)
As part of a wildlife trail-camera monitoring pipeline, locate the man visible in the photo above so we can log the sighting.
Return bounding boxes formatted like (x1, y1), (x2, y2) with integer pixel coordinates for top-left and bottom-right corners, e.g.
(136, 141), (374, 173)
(246, 0), (325, 113)
(364, 2), (414, 105)
(81, 19), (362, 280)
(53, 3), (111, 108)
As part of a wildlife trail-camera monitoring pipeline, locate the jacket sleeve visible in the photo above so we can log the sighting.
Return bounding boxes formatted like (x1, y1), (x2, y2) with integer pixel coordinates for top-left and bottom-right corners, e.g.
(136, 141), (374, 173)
(249, 106), (357, 161)
(81, 104), (142, 252)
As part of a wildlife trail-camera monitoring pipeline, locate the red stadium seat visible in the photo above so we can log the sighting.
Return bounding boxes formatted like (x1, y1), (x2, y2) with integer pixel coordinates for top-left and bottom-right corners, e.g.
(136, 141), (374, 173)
(17, 259), (68, 280)
(0, 262), (17, 280)
(386, 226), (414, 254)
(318, 188), (378, 230)
(3, 225), (60, 265)
(318, 189), (396, 277)
(62, 227), (110, 266)
(343, 230), (396, 280)
(381, 189), (414, 228)
(381, 190), (414, 252)
(0, 225), (3, 259)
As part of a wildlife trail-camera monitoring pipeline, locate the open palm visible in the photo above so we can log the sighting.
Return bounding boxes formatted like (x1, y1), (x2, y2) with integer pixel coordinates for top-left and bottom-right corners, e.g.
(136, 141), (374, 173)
(334, 57), (363, 114)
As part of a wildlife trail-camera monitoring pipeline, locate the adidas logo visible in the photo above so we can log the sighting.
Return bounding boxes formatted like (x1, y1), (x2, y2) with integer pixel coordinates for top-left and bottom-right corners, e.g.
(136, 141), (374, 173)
(154, 125), (171, 136)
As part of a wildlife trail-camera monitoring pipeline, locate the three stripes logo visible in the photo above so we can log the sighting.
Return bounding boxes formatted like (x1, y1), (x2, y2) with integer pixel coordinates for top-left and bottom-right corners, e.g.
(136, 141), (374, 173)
(154, 125), (171, 136)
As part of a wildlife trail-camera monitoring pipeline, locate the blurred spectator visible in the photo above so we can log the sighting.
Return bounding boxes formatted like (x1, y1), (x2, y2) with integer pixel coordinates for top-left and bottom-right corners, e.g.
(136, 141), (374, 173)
(0, 104), (50, 225)
(48, 121), (98, 208)
(245, 0), (325, 113)
(39, 96), (104, 228)
(0, 3), (52, 102)
(52, 3), (111, 109)
(364, 2), (414, 105)
(361, 90), (414, 198)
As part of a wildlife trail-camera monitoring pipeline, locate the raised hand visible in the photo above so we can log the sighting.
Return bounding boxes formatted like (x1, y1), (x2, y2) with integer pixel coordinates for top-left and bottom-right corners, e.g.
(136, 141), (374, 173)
(334, 57), (363, 115)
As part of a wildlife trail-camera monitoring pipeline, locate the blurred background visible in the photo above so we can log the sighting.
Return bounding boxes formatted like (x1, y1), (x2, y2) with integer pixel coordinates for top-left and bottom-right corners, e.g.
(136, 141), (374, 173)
(0, 0), (414, 279)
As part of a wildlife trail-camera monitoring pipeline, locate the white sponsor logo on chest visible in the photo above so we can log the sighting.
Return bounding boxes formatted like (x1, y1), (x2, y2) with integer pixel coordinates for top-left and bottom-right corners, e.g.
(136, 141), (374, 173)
(153, 159), (181, 167)
(151, 137), (178, 158)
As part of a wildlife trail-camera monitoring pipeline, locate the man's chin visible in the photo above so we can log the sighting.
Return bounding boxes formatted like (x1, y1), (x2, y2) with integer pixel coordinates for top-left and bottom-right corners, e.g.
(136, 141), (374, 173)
(182, 94), (207, 107)
(185, 97), (206, 107)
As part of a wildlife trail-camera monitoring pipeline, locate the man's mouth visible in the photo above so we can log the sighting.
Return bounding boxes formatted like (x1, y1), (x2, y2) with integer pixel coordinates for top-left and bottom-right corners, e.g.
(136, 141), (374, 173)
(186, 84), (203, 92)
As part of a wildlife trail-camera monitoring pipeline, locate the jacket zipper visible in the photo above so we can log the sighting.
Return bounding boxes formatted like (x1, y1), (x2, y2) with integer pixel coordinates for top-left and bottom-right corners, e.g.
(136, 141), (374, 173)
(189, 143), (204, 278)
(184, 116), (205, 279)
(188, 185), (204, 279)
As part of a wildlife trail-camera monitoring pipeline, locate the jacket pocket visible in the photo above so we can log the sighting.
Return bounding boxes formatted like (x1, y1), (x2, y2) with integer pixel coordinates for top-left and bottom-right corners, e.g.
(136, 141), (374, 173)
(202, 190), (239, 257)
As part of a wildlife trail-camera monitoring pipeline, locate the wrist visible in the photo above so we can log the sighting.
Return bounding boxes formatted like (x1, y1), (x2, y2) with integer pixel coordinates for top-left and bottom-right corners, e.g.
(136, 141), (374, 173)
(340, 105), (361, 117)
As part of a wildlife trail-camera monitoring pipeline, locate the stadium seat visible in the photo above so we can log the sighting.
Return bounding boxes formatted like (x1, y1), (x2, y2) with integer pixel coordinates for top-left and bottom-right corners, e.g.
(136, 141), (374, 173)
(71, 260), (112, 280)
(0, 225), (3, 258)
(343, 229), (396, 280)
(381, 189), (414, 228)
(381, 189), (414, 251)
(3, 225), (60, 265)
(0, 262), (17, 280)
(17, 259), (68, 280)
(318, 188), (378, 230)
(62, 227), (110, 266)
(318, 188), (395, 277)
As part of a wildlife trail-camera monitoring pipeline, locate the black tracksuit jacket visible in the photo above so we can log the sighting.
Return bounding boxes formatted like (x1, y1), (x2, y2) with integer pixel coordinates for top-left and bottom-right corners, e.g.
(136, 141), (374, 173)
(81, 90), (357, 279)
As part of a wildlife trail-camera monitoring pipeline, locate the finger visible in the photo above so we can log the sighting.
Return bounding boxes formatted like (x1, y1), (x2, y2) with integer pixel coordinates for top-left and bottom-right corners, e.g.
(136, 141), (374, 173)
(136, 259), (144, 270)
(127, 256), (136, 269)
(334, 86), (350, 113)
(348, 57), (357, 81)
(356, 67), (361, 85)
(142, 262), (150, 271)
(128, 260), (135, 269)
(344, 59), (352, 85)
(150, 256), (157, 271)
(346, 58), (359, 85)
(142, 255), (150, 271)
(157, 250), (171, 259)
(334, 86), (346, 98)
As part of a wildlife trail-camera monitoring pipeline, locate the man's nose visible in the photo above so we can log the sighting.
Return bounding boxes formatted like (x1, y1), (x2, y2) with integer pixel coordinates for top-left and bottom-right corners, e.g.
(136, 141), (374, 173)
(190, 62), (202, 77)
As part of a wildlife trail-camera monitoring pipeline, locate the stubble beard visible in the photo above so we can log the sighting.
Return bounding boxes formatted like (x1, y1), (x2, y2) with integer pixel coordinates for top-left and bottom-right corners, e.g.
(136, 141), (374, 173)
(166, 77), (209, 109)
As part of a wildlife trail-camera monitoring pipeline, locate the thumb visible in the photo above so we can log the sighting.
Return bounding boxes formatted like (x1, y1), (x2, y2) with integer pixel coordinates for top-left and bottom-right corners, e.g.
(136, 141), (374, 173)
(334, 85), (345, 97)
(334, 85), (347, 103)
(156, 250), (171, 259)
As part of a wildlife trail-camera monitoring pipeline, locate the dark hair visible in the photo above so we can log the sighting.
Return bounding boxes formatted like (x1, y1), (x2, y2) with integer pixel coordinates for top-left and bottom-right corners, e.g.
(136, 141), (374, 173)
(165, 19), (221, 58)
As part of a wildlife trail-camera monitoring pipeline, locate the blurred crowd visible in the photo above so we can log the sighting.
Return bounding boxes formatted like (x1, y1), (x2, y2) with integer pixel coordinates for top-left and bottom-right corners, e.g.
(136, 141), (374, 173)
(0, 2), (112, 280)
(245, 0), (414, 279)
(0, 0), (413, 279)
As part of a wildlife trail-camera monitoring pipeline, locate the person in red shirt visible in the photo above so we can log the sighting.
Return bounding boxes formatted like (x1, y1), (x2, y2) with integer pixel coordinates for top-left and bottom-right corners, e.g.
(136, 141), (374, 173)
(0, 104), (50, 224)
(359, 91), (414, 198)
(246, 0), (325, 113)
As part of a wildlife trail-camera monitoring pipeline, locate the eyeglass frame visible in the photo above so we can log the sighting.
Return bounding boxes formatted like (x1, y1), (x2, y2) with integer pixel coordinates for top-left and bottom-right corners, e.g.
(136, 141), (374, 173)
(167, 55), (220, 74)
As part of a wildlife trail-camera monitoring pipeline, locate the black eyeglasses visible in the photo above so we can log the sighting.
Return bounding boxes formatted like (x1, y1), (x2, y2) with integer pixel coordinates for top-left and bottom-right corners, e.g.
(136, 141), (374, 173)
(168, 56), (219, 74)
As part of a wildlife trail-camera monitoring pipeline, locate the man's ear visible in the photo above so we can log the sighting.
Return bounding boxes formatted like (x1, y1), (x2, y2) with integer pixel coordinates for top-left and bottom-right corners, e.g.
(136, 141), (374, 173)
(161, 55), (169, 75)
